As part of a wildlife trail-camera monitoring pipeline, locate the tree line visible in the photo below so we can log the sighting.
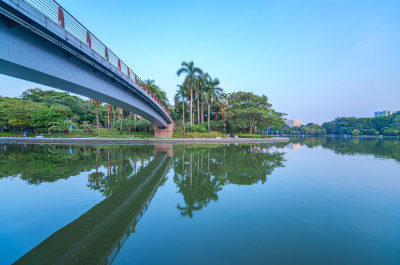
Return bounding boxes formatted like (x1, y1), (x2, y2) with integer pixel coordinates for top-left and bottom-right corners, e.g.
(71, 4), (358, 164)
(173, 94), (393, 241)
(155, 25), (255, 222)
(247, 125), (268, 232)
(0, 83), (168, 136)
(173, 61), (285, 135)
(270, 112), (400, 136)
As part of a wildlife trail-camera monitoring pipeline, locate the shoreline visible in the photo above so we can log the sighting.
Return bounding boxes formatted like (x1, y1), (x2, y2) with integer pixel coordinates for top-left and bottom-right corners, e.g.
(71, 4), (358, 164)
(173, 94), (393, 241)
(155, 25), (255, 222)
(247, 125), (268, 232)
(0, 137), (289, 145)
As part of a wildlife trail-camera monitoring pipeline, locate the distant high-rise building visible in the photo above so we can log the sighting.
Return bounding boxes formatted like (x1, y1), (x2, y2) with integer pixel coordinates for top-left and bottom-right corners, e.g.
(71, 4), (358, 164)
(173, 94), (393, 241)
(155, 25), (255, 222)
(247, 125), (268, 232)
(285, 119), (302, 128)
(374, 110), (393, 117)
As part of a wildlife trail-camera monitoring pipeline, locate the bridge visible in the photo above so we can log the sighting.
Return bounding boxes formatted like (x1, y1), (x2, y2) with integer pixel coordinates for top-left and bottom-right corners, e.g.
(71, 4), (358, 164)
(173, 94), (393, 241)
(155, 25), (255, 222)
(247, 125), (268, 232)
(0, 0), (174, 137)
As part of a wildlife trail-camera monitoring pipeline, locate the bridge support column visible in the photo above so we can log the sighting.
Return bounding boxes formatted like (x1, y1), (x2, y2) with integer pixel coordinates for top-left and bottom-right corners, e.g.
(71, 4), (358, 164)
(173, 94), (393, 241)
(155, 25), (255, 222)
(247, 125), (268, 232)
(154, 123), (174, 138)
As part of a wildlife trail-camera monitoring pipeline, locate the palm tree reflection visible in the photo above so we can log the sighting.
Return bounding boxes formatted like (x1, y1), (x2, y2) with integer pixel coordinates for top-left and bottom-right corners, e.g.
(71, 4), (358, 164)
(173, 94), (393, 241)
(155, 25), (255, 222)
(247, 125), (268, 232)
(173, 144), (286, 218)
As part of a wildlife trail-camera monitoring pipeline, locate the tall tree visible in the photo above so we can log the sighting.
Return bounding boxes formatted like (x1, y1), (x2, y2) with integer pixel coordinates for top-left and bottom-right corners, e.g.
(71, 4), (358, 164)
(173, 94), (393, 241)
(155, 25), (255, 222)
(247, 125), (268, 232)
(258, 109), (286, 135)
(200, 73), (210, 123)
(218, 93), (229, 133)
(194, 77), (201, 124)
(175, 83), (188, 127)
(205, 77), (223, 131)
(228, 92), (272, 135)
(176, 61), (203, 127)
(89, 99), (101, 135)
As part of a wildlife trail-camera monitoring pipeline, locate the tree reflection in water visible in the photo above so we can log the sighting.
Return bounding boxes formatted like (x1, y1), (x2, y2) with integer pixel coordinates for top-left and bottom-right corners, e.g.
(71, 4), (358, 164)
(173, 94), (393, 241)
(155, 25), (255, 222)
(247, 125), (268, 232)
(288, 137), (400, 163)
(0, 143), (286, 264)
(173, 144), (286, 218)
(0, 144), (155, 196)
(0, 143), (286, 219)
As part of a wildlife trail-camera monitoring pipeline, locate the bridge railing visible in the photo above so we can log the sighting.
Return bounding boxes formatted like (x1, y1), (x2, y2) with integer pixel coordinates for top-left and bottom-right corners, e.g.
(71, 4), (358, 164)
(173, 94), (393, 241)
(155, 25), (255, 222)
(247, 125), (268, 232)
(24, 0), (173, 123)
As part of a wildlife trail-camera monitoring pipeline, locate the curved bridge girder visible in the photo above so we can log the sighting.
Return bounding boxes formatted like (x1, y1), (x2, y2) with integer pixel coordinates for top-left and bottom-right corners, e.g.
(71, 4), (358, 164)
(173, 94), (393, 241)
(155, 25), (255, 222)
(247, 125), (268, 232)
(0, 0), (172, 127)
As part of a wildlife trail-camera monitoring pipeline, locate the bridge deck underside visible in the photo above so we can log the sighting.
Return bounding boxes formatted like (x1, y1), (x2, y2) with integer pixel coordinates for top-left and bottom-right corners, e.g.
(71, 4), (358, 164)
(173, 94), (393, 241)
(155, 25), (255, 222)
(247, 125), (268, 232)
(0, 7), (170, 127)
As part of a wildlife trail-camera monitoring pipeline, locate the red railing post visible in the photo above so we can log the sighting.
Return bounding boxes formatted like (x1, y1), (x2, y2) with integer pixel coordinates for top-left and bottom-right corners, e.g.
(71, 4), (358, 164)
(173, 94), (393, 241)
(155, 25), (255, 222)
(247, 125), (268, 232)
(58, 6), (65, 28)
(86, 31), (91, 48)
(26, 0), (173, 123)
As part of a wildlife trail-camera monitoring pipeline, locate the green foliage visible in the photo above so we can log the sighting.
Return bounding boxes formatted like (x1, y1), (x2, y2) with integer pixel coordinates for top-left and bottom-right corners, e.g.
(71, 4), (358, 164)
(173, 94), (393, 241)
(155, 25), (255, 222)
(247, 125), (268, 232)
(20, 88), (97, 123)
(362, 128), (379, 136)
(48, 119), (77, 133)
(351, 129), (361, 136)
(381, 127), (399, 136)
(238, 133), (273, 138)
(173, 128), (226, 138)
(145, 79), (169, 107)
(273, 112), (400, 137)
(80, 121), (93, 133)
(174, 61), (285, 136)
(226, 92), (284, 134)
(30, 108), (65, 128)
(300, 123), (327, 135)
(322, 112), (400, 136)
(189, 124), (208, 133)
(271, 123), (326, 136)
(0, 97), (42, 130)
(210, 120), (224, 131)
(0, 88), (166, 138)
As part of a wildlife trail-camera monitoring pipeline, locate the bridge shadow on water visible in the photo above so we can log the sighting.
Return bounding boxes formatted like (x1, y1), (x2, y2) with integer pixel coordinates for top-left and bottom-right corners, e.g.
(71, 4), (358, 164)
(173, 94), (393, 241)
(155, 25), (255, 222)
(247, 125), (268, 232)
(0, 143), (289, 265)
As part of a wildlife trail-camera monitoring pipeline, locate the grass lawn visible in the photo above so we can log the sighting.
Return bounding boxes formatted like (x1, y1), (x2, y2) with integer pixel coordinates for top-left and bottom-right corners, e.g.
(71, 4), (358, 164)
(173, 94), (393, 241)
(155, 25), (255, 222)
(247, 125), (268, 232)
(0, 129), (154, 139)
(237, 133), (273, 138)
(173, 130), (227, 139)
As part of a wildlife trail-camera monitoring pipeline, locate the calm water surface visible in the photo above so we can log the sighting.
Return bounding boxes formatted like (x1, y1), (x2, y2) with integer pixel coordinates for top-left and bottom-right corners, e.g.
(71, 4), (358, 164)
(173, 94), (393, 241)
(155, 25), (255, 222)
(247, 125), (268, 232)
(0, 138), (399, 264)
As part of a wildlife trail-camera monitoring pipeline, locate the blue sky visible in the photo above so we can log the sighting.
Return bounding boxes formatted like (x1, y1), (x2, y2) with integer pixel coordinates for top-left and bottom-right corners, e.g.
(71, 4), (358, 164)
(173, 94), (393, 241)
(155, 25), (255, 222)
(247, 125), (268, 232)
(1, 0), (399, 124)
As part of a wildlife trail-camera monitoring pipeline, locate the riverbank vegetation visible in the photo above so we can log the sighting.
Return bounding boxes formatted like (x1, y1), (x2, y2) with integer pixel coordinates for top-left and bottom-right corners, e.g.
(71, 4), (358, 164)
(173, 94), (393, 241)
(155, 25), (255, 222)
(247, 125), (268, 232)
(0, 88), (161, 137)
(270, 112), (400, 136)
(173, 61), (285, 136)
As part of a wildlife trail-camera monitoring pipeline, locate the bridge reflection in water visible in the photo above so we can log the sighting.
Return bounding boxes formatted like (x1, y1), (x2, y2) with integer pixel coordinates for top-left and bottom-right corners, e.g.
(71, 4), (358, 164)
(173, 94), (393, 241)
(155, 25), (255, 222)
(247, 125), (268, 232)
(14, 145), (174, 265)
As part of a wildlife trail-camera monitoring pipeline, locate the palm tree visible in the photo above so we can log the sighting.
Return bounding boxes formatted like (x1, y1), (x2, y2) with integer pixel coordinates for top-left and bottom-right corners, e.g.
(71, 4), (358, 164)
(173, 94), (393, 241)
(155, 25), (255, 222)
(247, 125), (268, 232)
(176, 61), (203, 127)
(119, 107), (123, 135)
(80, 121), (92, 133)
(194, 73), (208, 125)
(175, 83), (188, 127)
(107, 104), (111, 129)
(89, 99), (101, 136)
(219, 93), (229, 133)
(194, 77), (201, 124)
(48, 118), (75, 133)
(199, 73), (210, 123)
(145, 79), (168, 106)
(206, 77), (222, 131)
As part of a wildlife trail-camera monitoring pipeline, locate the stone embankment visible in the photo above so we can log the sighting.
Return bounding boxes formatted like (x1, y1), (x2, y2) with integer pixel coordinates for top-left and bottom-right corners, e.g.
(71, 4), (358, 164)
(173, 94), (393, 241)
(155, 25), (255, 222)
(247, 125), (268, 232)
(0, 137), (289, 145)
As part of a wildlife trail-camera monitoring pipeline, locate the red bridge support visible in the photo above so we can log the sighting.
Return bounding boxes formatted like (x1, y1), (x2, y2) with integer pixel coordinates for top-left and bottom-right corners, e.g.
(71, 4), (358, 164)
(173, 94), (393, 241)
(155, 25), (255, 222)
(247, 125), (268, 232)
(154, 123), (174, 138)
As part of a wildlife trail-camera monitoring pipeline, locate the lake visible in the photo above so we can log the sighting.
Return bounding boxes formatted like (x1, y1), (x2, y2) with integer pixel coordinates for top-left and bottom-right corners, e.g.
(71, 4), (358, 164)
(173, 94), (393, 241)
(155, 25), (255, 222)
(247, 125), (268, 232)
(0, 138), (399, 264)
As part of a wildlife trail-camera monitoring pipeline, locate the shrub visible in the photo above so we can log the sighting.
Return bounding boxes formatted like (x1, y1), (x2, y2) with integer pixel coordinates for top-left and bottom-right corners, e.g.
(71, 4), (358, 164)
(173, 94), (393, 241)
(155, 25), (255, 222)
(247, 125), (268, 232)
(362, 129), (379, 136)
(185, 123), (208, 133)
(351, 129), (360, 136)
(381, 127), (399, 136)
